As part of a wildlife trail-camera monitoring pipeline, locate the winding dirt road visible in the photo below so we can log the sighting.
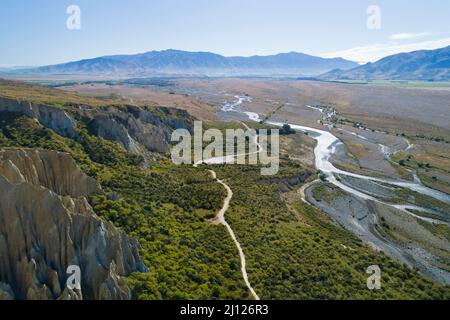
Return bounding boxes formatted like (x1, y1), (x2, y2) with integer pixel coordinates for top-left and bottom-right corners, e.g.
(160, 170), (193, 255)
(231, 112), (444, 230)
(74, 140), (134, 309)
(208, 170), (260, 300)
(298, 179), (319, 205)
(193, 122), (261, 300)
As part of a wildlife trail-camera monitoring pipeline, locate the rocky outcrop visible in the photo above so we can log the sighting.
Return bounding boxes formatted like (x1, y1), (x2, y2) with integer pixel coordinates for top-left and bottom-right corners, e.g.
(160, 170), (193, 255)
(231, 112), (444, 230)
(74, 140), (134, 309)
(0, 97), (193, 156)
(0, 148), (101, 197)
(0, 97), (77, 138)
(84, 107), (169, 154)
(0, 148), (146, 300)
(0, 282), (14, 300)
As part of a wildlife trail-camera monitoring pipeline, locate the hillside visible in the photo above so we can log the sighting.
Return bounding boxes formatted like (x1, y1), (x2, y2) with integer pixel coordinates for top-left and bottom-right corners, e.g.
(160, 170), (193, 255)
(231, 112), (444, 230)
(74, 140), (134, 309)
(0, 78), (130, 107)
(0, 148), (146, 299)
(19, 50), (358, 77)
(0, 79), (449, 300)
(319, 46), (450, 81)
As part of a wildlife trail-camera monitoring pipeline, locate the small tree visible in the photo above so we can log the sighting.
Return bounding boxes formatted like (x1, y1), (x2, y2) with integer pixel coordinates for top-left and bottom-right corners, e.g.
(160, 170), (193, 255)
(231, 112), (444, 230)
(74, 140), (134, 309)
(280, 124), (295, 135)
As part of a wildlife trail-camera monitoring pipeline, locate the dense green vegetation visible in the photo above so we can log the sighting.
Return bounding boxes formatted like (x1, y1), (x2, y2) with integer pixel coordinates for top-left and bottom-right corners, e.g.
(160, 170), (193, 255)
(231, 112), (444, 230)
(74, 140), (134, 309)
(212, 165), (450, 299)
(279, 124), (296, 135)
(0, 111), (249, 300)
(1, 108), (449, 300)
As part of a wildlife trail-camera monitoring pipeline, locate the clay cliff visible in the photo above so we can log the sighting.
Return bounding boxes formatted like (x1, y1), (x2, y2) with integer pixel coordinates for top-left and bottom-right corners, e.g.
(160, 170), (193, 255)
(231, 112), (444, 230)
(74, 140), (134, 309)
(0, 97), (77, 138)
(0, 148), (146, 300)
(0, 96), (194, 156)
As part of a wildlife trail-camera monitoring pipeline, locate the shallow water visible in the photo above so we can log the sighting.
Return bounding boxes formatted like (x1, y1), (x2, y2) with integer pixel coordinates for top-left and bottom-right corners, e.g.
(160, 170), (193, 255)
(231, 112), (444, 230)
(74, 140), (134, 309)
(222, 95), (450, 213)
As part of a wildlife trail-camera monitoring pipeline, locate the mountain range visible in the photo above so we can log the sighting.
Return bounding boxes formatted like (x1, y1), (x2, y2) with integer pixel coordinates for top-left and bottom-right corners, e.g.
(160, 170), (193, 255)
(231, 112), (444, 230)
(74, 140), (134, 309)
(18, 50), (358, 77)
(318, 45), (450, 81)
(9, 46), (450, 80)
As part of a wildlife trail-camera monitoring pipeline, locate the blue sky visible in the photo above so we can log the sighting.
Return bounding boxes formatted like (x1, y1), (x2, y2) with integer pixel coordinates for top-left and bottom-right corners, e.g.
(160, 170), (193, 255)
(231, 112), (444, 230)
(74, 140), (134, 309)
(1, 0), (449, 66)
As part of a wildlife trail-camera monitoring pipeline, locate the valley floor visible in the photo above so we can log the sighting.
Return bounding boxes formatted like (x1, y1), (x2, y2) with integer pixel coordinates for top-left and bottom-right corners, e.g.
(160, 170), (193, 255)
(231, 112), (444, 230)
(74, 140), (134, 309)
(1, 78), (449, 300)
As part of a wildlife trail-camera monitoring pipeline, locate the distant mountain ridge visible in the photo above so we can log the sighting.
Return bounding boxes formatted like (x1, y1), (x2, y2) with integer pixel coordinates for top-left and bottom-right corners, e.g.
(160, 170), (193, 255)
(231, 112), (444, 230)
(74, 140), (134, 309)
(20, 49), (358, 77)
(318, 46), (450, 81)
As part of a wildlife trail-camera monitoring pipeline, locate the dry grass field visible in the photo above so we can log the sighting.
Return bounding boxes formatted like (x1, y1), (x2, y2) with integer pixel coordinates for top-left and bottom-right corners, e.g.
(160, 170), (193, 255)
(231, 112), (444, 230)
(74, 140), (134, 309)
(61, 82), (217, 120)
(172, 79), (450, 138)
(46, 77), (450, 192)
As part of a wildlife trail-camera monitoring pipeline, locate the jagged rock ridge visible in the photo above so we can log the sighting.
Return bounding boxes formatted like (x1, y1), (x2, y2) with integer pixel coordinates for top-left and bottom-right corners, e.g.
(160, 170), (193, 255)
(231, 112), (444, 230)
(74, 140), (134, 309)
(0, 96), (194, 157)
(0, 148), (146, 300)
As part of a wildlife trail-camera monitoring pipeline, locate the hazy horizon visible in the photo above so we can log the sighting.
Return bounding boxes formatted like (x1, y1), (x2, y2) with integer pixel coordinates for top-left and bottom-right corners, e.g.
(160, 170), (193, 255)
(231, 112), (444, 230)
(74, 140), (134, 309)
(1, 0), (449, 67)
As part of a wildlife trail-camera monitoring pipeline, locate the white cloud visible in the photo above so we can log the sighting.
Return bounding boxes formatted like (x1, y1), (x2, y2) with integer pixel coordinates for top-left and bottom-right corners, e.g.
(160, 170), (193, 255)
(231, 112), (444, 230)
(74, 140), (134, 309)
(388, 32), (430, 41)
(321, 38), (450, 64)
